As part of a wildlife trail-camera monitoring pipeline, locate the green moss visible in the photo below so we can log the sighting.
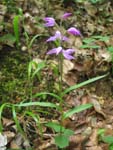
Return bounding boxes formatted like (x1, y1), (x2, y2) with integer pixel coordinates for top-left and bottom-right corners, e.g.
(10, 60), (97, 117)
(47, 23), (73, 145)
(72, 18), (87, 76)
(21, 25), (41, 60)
(0, 49), (29, 102)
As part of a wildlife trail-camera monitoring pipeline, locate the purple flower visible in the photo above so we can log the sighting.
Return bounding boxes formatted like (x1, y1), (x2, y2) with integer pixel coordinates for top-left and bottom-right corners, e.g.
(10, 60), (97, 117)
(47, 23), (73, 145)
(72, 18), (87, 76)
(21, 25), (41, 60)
(62, 12), (72, 19)
(62, 49), (75, 60)
(47, 47), (75, 60)
(43, 17), (55, 27)
(67, 27), (81, 36)
(46, 31), (68, 42)
(47, 47), (62, 55)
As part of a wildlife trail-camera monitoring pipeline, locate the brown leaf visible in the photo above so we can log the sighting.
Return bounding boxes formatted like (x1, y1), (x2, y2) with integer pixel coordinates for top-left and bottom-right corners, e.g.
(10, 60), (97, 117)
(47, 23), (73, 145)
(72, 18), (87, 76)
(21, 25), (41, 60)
(64, 72), (78, 86)
(87, 22), (96, 33)
(10, 140), (20, 149)
(63, 60), (76, 85)
(84, 2), (97, 16)
(0, 134), (7, 147)
(85, 129), (98, 147)
(63, 59), (74, 75)
(86, 146), (102, 150)
(3, 131), (15, 143)
(90, 95), (106, 118)
(2, 117), (14, 127)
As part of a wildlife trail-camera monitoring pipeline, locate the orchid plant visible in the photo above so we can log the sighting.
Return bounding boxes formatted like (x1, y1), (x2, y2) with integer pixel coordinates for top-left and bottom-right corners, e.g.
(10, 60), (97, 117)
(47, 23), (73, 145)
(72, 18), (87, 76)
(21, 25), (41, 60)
(44, 14), (81, 106)
(43, 13), (83, 148)
(44, 13), (81, 94)
(43, 13), (90, 149)
(42, 13), (109, 149)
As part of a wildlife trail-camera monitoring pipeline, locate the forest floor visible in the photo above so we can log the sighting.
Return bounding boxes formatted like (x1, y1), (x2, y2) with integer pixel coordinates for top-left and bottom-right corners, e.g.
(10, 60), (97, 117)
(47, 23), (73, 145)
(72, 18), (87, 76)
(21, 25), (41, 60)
(0, 0), (113, 150)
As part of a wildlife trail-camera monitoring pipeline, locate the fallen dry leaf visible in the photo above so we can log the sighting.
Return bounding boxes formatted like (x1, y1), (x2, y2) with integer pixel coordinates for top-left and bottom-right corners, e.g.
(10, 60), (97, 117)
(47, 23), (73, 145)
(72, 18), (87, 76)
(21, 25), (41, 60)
(85, 129), (98, 148)
(0, 134), (7, 148)
(84, 2), (97, 16)
(90, 94), (106, 118)
(10, 140), (21, 149)
(2, 117), (14, 127)
(64, 72), (78, 86)
(63, 59), (74, 75)
(3, 131), (15, 143)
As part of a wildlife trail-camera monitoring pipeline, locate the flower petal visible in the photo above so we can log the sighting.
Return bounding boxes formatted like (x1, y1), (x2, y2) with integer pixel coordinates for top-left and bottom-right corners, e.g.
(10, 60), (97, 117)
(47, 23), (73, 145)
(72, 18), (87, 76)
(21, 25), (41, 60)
(62, 36), (69, 41)
(47, 48), (58, 55)
(63, 50), (75, 60)
(65, 49), (75, 54)
(63, 53), (75, 60)
(46, 36), (56, 42)
(55, 47), (63, 55)
(46, 31), (62, 42)
(47, 47), (62, 55)
(55, 31), (62, 39)
(44, 17), (55, 27)
(46, 31), (69, 42)
(67, 27), (81, 36)
(62, 12), (72, 19)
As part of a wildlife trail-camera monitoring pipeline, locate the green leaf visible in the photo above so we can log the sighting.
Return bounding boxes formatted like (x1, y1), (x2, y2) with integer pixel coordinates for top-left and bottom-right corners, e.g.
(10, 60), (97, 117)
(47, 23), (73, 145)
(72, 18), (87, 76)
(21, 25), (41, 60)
(45, 122), (65, 132)
(102, 136), (113, 144)
(92, 35), (109, 41)
(28, 34), (43, 49)
(109, 143), (113, 150)
(0, 34), (16, 46)
(33, 92), (62, 102)
(0, 103), (10, 132)
(14, 101), (58, 108)
(55, 134), (69, 148)
(32, 61), (45, 78)
(80, 45), (91, 49)
(62, 73), (108, 96)
(25, 111), (39, 123)
(107, 47), (113, 53)
(28, 61), (34, 79)
(63, 103), (93, 119)
(89, 45), (100, 49)
(28, 61), (45, 79)
(97, 128), (106, 136)
(13, 15), (20, 45)
(12, 105), (25, 136)
(63, 129), (74, 137)
(80, 45), (100, 49)
(83, 38), (95, 44)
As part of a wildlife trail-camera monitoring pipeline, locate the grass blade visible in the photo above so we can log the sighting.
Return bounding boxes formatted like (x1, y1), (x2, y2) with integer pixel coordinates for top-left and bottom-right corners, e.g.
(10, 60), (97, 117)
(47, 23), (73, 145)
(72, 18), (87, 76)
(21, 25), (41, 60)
(63, 103), (93, 119)
(13, 15), (20, 46)
(25, 111), (39, 123)
(32, 61), (45, 79)
(25, 111), (43, 136)
(33, 92), (62, 101)
(0, 103), (10, 132)
(62, 73), (108, 96)
(28, 34), (42, 49)
(12, 105), (25, 136)
(28, 61), (34, 79)
(15, 101), (58, 108)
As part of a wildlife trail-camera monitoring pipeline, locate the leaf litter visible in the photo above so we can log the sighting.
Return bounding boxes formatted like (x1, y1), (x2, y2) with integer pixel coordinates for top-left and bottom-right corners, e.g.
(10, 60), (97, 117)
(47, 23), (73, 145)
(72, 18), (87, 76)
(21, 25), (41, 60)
(1, 0), (113, 149)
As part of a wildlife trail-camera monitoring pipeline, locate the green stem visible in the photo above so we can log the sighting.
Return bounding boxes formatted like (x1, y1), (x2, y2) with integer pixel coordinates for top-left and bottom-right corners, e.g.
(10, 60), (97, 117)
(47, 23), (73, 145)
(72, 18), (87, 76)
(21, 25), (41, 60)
(58, 54), (63, 95)
(58, 54), (64, 135)
(54, 21), (66, 137)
